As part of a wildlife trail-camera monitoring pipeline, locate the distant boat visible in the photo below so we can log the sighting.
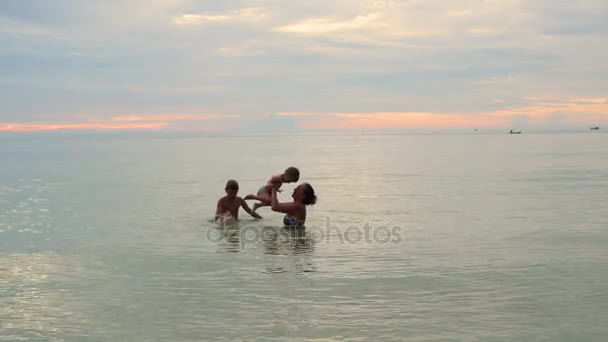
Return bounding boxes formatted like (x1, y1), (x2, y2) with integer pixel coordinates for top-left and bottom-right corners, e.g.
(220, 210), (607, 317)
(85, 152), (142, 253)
(591, 126), (600, 130)
(509, 129), (522, 134)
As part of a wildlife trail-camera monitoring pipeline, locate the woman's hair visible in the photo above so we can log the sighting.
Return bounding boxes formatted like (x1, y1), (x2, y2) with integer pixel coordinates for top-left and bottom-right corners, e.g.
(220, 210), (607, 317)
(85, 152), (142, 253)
(302, 183), (317, 205)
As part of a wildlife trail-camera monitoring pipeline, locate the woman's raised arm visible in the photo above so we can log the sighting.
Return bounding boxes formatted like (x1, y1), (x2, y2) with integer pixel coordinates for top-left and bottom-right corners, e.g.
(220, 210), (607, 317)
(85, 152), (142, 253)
(270, 186), (300, 213)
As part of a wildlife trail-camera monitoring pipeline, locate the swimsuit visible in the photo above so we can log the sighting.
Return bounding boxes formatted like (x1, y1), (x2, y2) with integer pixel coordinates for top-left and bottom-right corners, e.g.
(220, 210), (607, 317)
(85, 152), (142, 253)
(257, 185), (269, 195)
(283, 215), (304, 227)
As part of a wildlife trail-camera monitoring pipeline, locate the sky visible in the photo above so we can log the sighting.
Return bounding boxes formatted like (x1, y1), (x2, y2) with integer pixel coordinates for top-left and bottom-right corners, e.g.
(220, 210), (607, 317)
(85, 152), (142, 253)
(1, 0), (607, 133)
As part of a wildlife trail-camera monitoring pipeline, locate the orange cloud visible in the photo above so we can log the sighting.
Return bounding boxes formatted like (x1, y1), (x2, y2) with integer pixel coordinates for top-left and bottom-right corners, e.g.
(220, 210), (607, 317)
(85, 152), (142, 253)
(280, 96), (608, 129)
(275, 14), (380, 34)
(292, 112), (505, 129)
(277, 112), (329, 117)
(173, 8), (267, 26)
(0, 122), (167, 132)
(567, 97), (608, 104)
(0, 113), (239, 132)
(4, 96), (606, 132)
(110, 114), (238, 122)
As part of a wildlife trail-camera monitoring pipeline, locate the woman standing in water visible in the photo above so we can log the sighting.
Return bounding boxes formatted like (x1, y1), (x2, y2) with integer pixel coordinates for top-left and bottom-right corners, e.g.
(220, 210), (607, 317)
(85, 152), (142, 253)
(269, 182), (317, 227)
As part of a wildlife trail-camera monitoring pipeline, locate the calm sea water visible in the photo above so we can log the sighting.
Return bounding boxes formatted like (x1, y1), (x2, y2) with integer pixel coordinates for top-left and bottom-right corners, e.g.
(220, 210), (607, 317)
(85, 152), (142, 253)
(1, 132), (607, 341)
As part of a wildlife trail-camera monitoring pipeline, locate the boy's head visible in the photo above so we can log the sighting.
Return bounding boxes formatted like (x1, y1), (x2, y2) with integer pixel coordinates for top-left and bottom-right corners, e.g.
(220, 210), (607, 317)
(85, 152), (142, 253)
(225, 179), (239, 197)
(283, 167), (300, 183)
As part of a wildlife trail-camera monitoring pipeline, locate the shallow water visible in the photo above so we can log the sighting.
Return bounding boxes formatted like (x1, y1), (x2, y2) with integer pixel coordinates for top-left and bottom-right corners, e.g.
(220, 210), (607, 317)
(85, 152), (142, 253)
(1, 132), (607, 341)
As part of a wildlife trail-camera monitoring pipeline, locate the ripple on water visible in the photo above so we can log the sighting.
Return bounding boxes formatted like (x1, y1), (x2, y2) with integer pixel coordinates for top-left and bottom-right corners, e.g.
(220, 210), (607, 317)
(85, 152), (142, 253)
(2, 135), (608, 340)
(0, 253), (99, 340)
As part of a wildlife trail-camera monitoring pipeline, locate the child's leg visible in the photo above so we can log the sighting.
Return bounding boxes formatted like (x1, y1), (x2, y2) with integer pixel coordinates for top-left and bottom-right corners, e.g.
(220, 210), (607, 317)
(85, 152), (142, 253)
(244, 186), (269, 201)
(244, 194), (270, 202)
(245, 186), (272, 211)
(252, 192), (271, 211)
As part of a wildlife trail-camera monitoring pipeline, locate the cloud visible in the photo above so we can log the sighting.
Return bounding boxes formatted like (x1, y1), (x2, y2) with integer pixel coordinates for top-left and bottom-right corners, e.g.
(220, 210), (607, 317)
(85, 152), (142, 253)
(277, 112), (330, 117)
(447, 9), (473, 17)
(566, 97), (608, 104)
(0, 16), (53, 36)
(290, 112), (505, 130)
(0, 122), (168, 132)
(217, 43), (263, 57)
(0, 113), (240, 132)
(278, 96), (608, 129)
(1, 1), (607, 132)
(467, 27), (501, 35)
(173, 8), (268, 26)
(110, 114), (239, 122)
(273, 8), (450, 41)
(275, 13), (380, 34)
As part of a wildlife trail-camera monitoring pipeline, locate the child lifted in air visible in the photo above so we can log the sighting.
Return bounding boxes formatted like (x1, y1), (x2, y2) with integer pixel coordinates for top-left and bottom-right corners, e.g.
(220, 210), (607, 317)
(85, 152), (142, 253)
(245, 167), (300, 212)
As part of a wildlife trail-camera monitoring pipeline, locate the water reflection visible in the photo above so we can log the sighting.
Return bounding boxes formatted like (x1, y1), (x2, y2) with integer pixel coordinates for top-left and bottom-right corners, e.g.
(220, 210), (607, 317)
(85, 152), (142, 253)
(209, 222), (317, 255)
(261, 226), (318, 274)
(0, 253), (89, 339)
(218, 225), (243, 253)
(261, 226), (315, 256)
(208, 222), (318, 274)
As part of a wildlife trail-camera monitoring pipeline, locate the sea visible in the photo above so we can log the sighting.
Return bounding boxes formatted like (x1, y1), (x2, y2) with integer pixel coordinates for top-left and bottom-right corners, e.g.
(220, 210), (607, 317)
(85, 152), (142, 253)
(1, 131), (607, 341)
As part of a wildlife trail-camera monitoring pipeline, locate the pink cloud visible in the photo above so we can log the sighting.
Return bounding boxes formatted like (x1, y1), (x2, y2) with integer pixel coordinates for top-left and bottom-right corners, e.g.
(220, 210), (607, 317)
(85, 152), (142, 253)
(0, 113), (239, 132)
(288, 96), (608, 130)
(110, 114), (239, 122)
(296, 112), (505, 129)
(3, 95), (606, 132)
(566, 97), (608, 104)
(276, 112), (330, 117)
(0, 122), (168, 132)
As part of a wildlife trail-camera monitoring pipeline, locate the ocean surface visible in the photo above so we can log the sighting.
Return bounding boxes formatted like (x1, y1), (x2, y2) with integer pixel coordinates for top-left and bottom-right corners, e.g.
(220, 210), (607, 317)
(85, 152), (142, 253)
(1, 132), (607, 341)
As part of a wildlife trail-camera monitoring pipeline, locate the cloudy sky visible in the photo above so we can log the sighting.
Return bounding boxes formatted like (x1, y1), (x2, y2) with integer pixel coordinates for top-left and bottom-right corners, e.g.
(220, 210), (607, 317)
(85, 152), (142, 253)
(1, 0), (607, 133)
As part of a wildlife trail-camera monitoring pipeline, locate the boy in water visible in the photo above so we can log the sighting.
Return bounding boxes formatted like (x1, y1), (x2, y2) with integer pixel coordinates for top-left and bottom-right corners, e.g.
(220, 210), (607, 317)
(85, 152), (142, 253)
(216, 180), (262, 225)
(245, 167), (300, 211)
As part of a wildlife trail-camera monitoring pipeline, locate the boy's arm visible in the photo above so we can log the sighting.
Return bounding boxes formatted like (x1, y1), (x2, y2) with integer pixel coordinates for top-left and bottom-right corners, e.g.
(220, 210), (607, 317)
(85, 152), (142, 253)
(215, 199), (225, 220)
(241, 198), (262, 219)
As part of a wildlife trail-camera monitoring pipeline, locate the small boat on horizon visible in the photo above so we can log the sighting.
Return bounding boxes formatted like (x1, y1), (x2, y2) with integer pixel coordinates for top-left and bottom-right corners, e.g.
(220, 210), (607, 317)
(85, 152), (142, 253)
(591, 126), (600, 130)
(509, 129), (522, 134)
